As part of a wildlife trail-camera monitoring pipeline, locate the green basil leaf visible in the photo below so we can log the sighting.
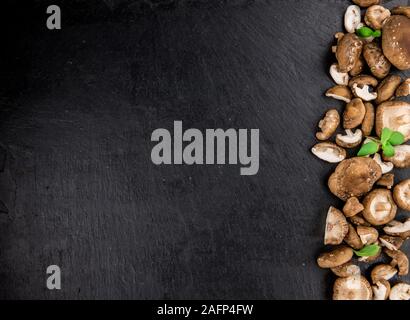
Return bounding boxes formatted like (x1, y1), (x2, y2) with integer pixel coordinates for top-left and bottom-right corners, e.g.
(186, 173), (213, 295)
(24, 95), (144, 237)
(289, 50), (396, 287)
(381, 127), (393, 146)
(356, 27), (374, 38)
(388, 131), (405, 146)
(353, 244), (380, 257)
(372, 30), (382, 38)
(383, 142), (395, 157)
(357, 141), (379, 157)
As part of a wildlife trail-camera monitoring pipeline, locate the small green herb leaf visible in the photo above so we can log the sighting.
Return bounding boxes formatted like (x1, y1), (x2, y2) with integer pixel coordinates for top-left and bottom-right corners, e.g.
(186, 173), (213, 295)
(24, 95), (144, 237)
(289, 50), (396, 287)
(353, 244), (380, 257)
(382, 142), (395, 157)
(372, 30), (382, 38)
(356, 26), (374, 38)
(357, 141), (379, 157)
(381, 127), (393, 146)
(388, 131), (405, 146)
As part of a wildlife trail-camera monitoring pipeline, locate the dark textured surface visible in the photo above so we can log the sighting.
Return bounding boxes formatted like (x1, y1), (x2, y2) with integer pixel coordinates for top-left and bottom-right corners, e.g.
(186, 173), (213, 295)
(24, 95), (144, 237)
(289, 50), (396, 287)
(0, 0), (409, 299)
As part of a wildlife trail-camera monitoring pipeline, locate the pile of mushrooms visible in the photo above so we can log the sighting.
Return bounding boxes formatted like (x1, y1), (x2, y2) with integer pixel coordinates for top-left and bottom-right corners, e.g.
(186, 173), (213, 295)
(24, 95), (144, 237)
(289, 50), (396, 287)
(312, 0), (410, 300)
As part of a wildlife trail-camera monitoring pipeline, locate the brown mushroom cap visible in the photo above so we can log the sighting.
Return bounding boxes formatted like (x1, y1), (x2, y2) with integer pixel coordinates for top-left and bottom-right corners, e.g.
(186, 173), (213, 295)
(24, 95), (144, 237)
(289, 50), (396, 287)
(337, 33), (364, 73)
(352, 0), (379, 8)
(344, 223), (364, 250)
(376, 173), (394, 189)
(328, 157), (382, 201)
(343, 197), (364, 217)
(324, 206), (349, 245)
(383, 145), (410, 168)
(343, 98), (366, 129)
(362, 189), (397, 226)
(316, 109), (340, 141)
(331, 262), (361, 278)
(365, 5), (391, 30)
(326, 85), (353, 103)
(389, 283), (410, 300)
(384, 249), (409, 276)
(333, 275), (373, 300)
(391, 6), (410, 19)
(372, 280), (391, 300)
(396, 78), (410, 97)
(371, 264), (398, 283)
(349, 214), (372, 227)
(317, 246), (354, 268)
(379, 235), (404, 251)
(376, 75), (402, 104)
(349, 75), (379, 88)
(375, 101), (410, 142)
(350, 56), (365, 77)
(357, 225), (379, 245)
(361, 102), (375, 136)
(382, 15), (410, 70)
(393, 179), (410, 211)
(383, 218), (410, 239)
(363, 42), (391, 79)
(311, 142), (347, 163)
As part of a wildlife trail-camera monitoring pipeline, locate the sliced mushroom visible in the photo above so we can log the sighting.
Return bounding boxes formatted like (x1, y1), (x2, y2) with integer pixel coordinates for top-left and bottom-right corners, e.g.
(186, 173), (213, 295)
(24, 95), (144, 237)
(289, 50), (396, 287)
(311, 142), (346, 163)
(317, 246), (354, 268)
(379, 235), (404, 251)
(343, 197), (364, 217)
(349, 75), (379, 88)
(328, 157), (382, 201)
(324, 206), (349, 245)
(326, 85), (352, 103)
(329, 63), (349, 85)
(331, 262), (361, 278)
(372, 280), (391, 300)
(357, 226), (379, 245)
(316, 109), (340, 141)
(396, 78), (410, 97)
(343, 98), (366, 129)
(383, 218), (410, 239)
(375, 101), (410, 142)
(391, 6), (410, 19)
(351, 83), (377, 101)
(382, 15), (410, 70)
(336, 33), (363, 73)
(384, 249), (409, 276)
(373, 153), (393, 174)
(383, 145), (410, 168)
(336, 129), (362, 148)
(363, 42), (391, 79)
(393, 179), (410, 210)
(345, 5), (362, 33)
(361, 102), (375, 136)
(344, 223), (364, 250)
(376, 75), (402, 104)
(389, 283), (410, 300)
(371, 264), (398, 283)
(333, 275), (373, 300)
(350, 56), (365, 77)
(350, 214), (372, 227)
(353, 0), (379, 8)
(362, 189), (397, 226)
(364, 5), (391, 30)
(376, 173), (394, 189)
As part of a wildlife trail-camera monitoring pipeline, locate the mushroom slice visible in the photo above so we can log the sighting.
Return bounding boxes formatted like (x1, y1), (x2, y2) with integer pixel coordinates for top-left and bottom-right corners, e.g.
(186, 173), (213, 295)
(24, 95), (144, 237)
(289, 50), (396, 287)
(376, 173), (394, 189)
(353, 0), (379, 8)
(376, 75), (402, 104)
(316, 109), (340, 141)
(343, 197), (364, 217)
(326, 85), (352, 103)
(363, 42), (391, 79)
(324, 206), (349, 245)
(383, 218), (410, 239)
(364, 5), (391, 30)
(371, 264), (398, 283)
(391, 6), (410, 18)
(396, 78), (410, 97)
(389, 283), (410, 300)
(357, 226), (379, 245)
(372, 280), (391, 300)
(329, 64), (349, 85)
(351, 83), (377, 101)
(350, 56), (365, 77)
(343, 98), (366, 129)
(362, 189), (397, 226)
(333, 275), (373, 300)
(393, 179), (410, 210)
(349, 75), (379, 88)
(379, 235), (404, 251)
(382, 15), (410, 71)
(336, 33), (363, 73)
(361, 102), (375, 136)
(345, 5), (362, 33)
(336, 129), (362, 148)
(317, 246), (354, 269)
(328, 157), (382, 201)
(383, 145), (410, 168)
(344, 223), (364, 250)
(384, 249), (409, 276)
(331, 262), (361, 278)
(311, 143), (346, 163)
(375, 101), (410, 142)
(373, 153), (393, 174)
